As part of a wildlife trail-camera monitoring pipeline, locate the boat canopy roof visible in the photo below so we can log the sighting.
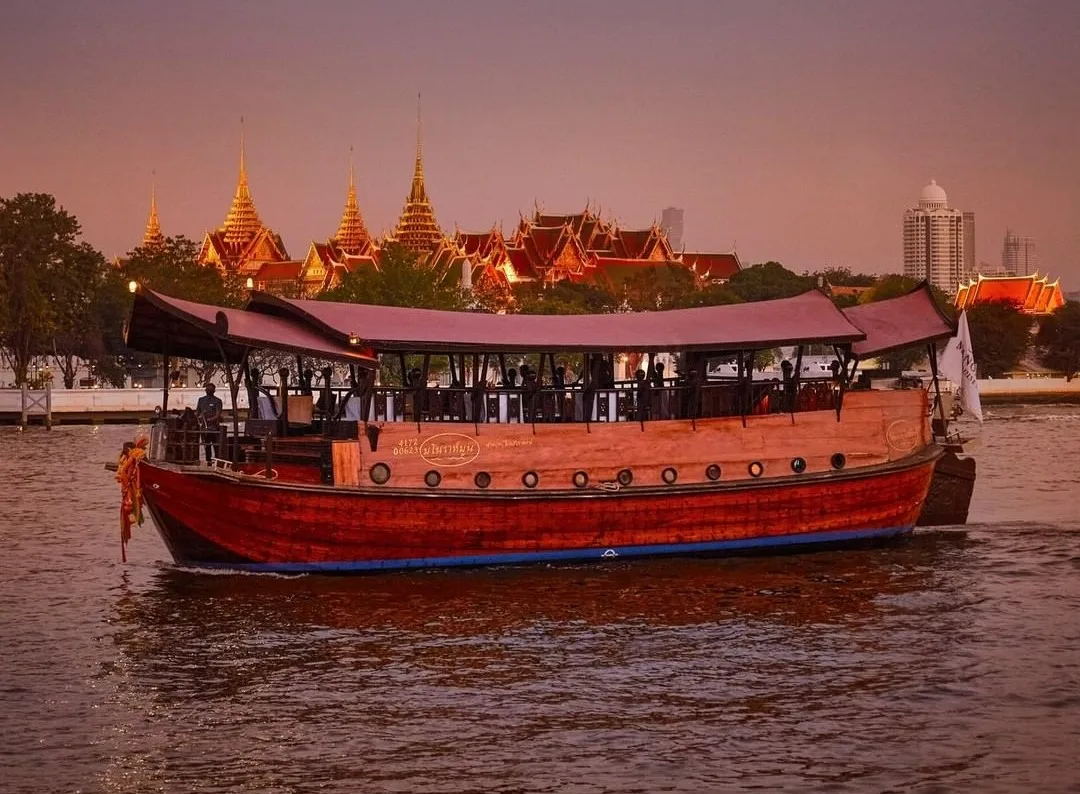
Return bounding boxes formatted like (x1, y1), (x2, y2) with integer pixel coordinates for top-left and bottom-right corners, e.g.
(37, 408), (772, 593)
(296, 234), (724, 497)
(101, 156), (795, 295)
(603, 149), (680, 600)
(246, 289), (867, 353)
(124, 288), (377, 364)
(843, 283), (956, 359)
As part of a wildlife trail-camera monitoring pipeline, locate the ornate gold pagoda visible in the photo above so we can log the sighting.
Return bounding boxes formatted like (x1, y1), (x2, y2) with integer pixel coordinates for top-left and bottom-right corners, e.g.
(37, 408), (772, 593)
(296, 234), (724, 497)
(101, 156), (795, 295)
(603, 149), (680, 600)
(141, 180), (165, 248)
(198, 122), (292, 274)
(334, 149), (371, 255)
(390, 96), (442, 254)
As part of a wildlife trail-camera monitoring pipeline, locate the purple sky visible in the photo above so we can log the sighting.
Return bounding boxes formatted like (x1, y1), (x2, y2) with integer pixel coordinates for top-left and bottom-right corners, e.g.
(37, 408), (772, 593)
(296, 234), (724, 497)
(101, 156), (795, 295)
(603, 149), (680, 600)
(2, 0), (1078, 283)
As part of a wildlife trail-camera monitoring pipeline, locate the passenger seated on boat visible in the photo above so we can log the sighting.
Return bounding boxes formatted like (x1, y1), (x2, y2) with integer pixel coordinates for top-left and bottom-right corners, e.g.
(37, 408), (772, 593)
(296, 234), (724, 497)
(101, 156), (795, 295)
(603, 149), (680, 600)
(553, 366), (567, 421)
(522, 369), (541, 421)
(634, 369), (650, 420)
(503, 368), (519, 389)
(781, 360), (795, 412)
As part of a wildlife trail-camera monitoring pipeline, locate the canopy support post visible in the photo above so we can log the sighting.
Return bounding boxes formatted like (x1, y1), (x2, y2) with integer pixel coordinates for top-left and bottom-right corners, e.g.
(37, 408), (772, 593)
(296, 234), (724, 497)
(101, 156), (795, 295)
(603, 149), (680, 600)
(832, 344), (853, 422)
(213, 340), (244, 465)
(790, 345), (804, 423)
(927, 341), (948, 437)
(277, 368), (290, 438)
(161, 336), (171, 415)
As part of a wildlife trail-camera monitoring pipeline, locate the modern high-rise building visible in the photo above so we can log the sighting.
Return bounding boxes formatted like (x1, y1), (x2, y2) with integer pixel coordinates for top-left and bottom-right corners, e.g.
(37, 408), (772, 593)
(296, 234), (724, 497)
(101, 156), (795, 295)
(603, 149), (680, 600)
(903, 180), (966, 295)
(1001, 229), (1038, 276)
(962, 212), (976, 280)
(660, 207), (684, 252)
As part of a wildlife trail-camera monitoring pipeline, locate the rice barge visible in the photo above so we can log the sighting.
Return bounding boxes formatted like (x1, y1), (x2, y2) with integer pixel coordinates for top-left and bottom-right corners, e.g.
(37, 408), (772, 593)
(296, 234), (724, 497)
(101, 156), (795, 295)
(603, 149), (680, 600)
(116, 284), (960, 573)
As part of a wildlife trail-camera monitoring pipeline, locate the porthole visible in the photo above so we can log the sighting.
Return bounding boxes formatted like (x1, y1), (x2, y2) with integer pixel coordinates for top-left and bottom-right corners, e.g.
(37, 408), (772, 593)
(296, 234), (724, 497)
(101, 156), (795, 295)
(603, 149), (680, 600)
(791, 457), (807, 474)
(748, 461), (764, 478)
(705, 464), (722, 481)
(369, 462), (391, 485)
(424, 470), (442, 488)
(831, 453), (847, 470)
(617, 468), (634, 487)
(522, 471), (540, 489)
(474, 471), (492, 489)
(661, 467), (678, 485)
(572, 470), (589, 489)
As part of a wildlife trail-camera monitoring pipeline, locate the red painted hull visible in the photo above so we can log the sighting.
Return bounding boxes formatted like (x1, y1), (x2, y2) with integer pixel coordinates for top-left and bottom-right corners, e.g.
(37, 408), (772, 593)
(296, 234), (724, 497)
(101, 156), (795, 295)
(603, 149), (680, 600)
(138, 447), (939, 572)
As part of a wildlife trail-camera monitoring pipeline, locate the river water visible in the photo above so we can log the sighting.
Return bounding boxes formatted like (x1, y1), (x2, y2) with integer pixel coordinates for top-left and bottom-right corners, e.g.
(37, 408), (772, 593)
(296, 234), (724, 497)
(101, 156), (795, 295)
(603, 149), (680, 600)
(1, 405), (1078, 793)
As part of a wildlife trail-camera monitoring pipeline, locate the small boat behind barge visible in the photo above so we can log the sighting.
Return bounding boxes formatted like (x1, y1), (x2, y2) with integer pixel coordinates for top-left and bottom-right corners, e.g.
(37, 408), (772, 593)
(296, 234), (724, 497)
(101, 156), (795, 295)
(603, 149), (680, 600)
(116, 284), (962, 573)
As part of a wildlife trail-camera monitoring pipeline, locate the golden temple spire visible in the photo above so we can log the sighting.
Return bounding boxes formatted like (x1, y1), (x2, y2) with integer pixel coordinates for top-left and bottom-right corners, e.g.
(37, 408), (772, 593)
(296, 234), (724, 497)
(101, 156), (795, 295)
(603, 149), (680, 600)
(393, 93), (442, 253)
(222, 116), (264, 245)
(409, 92), (427, 203)
(142, 175), (165, 248)
(334, 146), (370, 254)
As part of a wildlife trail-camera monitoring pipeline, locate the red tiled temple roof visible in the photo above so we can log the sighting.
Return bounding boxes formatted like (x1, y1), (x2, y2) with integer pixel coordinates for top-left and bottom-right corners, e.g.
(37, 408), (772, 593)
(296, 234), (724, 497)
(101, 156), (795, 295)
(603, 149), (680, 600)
(679, 252), (742, 280)
(954, 274), (1065, 315)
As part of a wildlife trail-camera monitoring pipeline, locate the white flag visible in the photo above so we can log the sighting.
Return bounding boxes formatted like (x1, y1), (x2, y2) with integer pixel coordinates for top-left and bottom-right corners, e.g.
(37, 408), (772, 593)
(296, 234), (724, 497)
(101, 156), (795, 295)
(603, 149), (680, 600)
(937, 311), (982, 423)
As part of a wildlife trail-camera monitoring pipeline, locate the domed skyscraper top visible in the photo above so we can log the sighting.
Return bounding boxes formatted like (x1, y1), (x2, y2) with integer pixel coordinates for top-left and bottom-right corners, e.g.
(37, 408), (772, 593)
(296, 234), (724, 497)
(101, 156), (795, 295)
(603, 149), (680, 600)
(919, 179), (948, 210)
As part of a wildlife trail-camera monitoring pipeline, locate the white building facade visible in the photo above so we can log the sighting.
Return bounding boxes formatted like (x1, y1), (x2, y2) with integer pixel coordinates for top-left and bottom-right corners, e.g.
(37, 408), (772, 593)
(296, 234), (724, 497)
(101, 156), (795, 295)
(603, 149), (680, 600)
(903, 180), (966, 295)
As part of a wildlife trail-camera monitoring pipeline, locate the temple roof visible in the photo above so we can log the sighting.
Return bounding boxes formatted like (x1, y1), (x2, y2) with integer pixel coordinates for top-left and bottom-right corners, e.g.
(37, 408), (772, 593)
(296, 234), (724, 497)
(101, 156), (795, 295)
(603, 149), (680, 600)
(954, 273), (1066, 315)
(679, 252), (742, 281)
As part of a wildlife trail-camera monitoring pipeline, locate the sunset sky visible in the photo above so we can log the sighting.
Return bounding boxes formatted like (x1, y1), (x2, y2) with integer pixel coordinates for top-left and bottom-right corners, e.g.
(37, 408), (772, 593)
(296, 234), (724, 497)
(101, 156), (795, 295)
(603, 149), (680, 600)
(2, 0), (1078, 283)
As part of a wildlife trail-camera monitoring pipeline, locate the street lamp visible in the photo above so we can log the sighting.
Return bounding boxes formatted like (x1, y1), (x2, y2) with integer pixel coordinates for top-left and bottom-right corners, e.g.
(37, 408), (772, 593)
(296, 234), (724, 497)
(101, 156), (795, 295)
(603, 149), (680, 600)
(246, 277), (254, 290)
(128, 280), (138, 294)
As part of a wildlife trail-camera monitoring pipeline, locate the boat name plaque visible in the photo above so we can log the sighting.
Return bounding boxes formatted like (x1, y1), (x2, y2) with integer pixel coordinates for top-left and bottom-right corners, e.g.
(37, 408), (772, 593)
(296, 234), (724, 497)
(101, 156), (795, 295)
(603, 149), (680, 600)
(391, 433), (481, 467)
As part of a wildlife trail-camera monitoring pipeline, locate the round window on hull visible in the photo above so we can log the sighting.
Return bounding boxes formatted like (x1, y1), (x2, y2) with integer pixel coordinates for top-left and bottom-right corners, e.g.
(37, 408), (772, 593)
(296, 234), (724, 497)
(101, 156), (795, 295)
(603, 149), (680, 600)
(831, 453), (847, 470)
(424, 470), (442, 488)
(748, 461), (764, 478)
(705, 464), (722, 481)
(572, 471), (589, 489)
(474, 471), (492, 489)
(791, 457), (807, 474)
(617, 469), (634, 487)
(661, 467), (678, 485)
(522, 471), (540, 489)
(370, 463), (391, 485)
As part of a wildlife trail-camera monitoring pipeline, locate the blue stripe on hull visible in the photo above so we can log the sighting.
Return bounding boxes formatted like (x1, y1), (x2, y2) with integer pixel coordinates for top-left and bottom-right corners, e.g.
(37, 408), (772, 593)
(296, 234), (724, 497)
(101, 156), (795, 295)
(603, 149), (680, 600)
(190, 525), (912, 574)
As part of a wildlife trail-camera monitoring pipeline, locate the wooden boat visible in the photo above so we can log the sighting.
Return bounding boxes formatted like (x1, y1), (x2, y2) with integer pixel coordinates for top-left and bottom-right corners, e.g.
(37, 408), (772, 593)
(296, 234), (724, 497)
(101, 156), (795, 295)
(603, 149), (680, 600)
(117, 284), (960, 573)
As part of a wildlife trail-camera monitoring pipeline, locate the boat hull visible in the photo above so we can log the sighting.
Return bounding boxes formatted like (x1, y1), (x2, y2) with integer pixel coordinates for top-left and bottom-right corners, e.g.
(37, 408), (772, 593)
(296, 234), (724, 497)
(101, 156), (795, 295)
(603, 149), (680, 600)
(916, 449), (977, 527)
(139, 447), (939, 573)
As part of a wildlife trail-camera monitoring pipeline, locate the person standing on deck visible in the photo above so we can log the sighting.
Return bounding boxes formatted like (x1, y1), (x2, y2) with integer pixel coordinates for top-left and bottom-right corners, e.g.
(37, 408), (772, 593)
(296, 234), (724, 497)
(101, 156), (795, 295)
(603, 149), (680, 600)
(196, 383), (223, 463)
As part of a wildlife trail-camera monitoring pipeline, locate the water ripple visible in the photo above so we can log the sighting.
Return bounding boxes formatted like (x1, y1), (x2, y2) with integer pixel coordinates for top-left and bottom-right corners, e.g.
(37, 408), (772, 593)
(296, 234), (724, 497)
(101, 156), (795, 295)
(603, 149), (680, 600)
(1, 414), (1079, 793)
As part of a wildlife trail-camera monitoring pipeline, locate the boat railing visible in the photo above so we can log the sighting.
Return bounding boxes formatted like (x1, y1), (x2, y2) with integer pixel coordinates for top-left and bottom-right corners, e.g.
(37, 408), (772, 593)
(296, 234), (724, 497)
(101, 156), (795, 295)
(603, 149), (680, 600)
(280, 378), (838, 426)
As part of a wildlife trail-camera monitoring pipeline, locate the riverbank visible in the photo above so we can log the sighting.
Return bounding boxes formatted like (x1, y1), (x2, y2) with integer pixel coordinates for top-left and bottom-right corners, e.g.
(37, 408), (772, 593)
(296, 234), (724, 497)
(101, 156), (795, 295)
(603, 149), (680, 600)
(0, 387), (248, 426)
(976, 376), (1080, 404)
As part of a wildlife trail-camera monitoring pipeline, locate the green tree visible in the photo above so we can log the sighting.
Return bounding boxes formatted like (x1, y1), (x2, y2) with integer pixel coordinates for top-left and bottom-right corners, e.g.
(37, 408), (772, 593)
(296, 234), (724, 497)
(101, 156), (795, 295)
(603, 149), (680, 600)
(47, 242), (112, 388)
(510, 280), (615, 315)
(965, 300), (1033, 377)
(727, 261), (814, 303)
(815, 266), (877, 287)
(1034, 301), (1080, 379)
(320, 242), (464, 310)
(0, 193), (86, 386)
(121, 235), (242, 307)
